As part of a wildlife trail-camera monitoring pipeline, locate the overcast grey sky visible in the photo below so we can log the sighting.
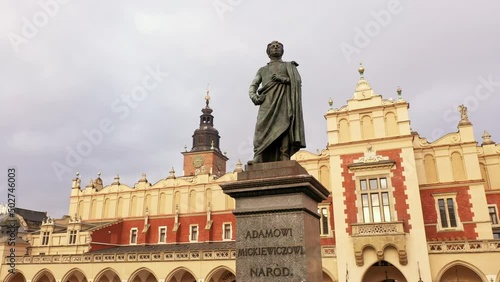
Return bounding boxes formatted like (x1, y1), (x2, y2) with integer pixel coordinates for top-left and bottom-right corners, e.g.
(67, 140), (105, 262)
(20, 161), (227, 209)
(1, 1), (499, 217)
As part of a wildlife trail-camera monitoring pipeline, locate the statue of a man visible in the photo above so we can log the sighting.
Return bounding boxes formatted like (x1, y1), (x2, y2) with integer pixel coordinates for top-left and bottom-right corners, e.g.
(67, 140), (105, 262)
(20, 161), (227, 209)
(249, 41), (306, 163)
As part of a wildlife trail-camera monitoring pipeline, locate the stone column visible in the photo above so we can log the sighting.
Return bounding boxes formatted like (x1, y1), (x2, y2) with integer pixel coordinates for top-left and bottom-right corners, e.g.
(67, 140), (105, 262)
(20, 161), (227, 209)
(220, 161), (330, 282)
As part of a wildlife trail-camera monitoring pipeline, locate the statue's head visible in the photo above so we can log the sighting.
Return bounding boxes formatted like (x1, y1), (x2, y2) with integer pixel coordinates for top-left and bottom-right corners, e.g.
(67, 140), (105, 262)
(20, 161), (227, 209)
(266, 41), (284, 59)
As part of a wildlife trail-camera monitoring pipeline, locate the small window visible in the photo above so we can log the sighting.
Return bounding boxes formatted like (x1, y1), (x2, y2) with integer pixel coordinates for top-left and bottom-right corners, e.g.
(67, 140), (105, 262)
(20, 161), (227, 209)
(68, 230), (77, 245)
(319, 207), (330, 236)
(130, 228), (138, 244)
(489, 206), (499, 225)
(223, 223), (232, 240)
(434, 194), (461, 230)
(41, 232), (50, 246)
(359, 177), (392, 223)
(158, 226), (167, 243)
(190, 225), (198, 242)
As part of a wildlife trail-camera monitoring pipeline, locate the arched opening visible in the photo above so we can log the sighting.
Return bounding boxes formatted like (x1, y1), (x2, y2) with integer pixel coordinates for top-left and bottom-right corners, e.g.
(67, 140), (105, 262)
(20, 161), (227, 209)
(131, 196), (138, 216)
(159, 193), (167, 214)
(32, 269), (56, 282)
(61, 268), (88, 282)
(339, 118), (351, 142)
(322, 269), (335, 282)
(90, 199), (97, 219)
(78, 200), (84, 218)
(361, 115), (374, 140)
(166, 267), (198, 282)
(424, 154), (439, 183)
(205, 266), (236, 282)
(117, 197), (124, 217)
(94, 268), (121, 282)
(451, 152), (466, 181)
(189, 190), (197, 212)
(385, 112), (399, 136)
(144, 194), (151, 215)
(5, 271), (27, 282)
(103, 198), (110, 218)
(438, 263), (485, 282)
(319, 165), (330, 190)
(362, 260), (407, 282)
(129, 268), (157, 282)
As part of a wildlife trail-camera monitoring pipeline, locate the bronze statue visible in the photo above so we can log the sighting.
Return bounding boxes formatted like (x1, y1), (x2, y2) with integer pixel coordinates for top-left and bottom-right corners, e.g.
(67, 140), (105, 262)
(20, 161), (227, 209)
(249, 41), (306, 163)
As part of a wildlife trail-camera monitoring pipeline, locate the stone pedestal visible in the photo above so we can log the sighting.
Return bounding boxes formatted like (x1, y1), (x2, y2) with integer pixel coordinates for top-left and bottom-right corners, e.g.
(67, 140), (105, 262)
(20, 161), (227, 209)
(220, 161), (330, 282)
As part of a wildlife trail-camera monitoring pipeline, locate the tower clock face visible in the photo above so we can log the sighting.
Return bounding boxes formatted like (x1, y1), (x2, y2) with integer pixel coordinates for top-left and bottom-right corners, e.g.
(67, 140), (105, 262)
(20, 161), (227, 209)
(193, 156), (204, 168)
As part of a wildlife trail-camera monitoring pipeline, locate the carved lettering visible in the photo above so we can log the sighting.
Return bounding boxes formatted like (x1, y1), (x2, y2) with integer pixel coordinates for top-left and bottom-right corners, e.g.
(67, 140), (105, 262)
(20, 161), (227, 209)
(245, 228), (293, 239)
(250, 267), (292, 277)
(237, 246), (305, 256)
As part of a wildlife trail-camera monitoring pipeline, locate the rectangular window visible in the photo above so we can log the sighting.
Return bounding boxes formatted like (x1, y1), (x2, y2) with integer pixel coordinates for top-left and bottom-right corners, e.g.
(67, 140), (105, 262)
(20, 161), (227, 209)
(436, 196), (458, 229)
(359, 177), (391, 223)
(319, 207), (330, 235)
(190, 225), (198, 242)
(68, 230), (77, 245)
(41, 232), (50, 246)
(223, 223), (232, 240)
(130, 228), (138, 244)
(489, 206), (499, 225)
(158, 227), (167, 243)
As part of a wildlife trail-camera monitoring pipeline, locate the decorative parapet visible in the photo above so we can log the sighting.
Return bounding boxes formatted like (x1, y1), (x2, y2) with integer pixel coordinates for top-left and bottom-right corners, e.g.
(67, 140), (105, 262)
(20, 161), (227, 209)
(352, 222), (404, 236)
(5, 246), (339, 265)
(351, 222), (407, 266)
(428, 240), (500, 254)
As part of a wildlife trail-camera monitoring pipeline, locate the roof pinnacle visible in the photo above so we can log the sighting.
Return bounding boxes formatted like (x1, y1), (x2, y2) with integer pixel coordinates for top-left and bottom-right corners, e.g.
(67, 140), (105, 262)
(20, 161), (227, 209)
(205, 84), (211, 108)
(358, 63), (365, 78)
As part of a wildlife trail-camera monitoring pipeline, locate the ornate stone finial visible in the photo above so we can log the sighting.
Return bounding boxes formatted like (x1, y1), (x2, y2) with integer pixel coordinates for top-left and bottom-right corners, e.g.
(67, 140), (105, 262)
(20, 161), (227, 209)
(328, 97), (333, 110)
(234, 159), (243, 173)
(167, 167), (176, 179)
(482, 130), (495, 145)
(72, 172), (81, 189)
(184, 144), (188, 152)
(85, 179), (95, 188)
(224, 150), (227, 156)
(458, 104), (471, 126)
(205, 85), (211, 108)
(112, 174), (120, 185)
(97, 171), (101, 177)
(94, 171), (103, 186)
(138, 173), (148, 183)
(358, 63), (365, 78)
(210, 140), (215, 150)
(397, 86), (402, 100)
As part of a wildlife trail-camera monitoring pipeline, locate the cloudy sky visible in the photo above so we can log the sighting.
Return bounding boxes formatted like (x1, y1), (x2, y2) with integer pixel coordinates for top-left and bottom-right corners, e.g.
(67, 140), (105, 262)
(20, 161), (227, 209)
(1, 1), (499, 217)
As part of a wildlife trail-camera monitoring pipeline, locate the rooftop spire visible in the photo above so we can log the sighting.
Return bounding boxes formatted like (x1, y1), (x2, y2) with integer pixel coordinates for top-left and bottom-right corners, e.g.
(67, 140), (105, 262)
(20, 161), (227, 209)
(205, 83), (211, 108)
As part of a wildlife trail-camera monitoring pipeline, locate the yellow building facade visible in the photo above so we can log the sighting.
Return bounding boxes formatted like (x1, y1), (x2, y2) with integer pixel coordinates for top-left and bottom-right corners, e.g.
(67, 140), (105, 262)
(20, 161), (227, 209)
(2, 66), (500, 282)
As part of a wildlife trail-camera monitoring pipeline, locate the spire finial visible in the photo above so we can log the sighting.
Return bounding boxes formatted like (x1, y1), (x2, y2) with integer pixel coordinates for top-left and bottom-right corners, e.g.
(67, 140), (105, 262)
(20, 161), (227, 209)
(184, 144), (188, 152)
(234, 159), (243, 172)
(205, 83), (211, 108)
(328, 97), (333, 110)
(358, 63), (365, 78)
(397, 86), (402, 100)
(112, 174), (120, 185)
(167, 167), (176, 179)
(482, 130), (495, 145)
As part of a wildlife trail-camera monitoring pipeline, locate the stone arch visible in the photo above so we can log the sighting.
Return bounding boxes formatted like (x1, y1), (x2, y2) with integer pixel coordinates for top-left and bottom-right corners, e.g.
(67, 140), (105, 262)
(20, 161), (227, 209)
(131, 196), (138, 216)
(451, 151), (466, 181)
(205, 265), (236, 282)
(424, 154), (439, 183)
(319, 165), (330, 189)
(128, 267), (158, 282)
(479, 162), (491, 189)
(4, 270), (27, 282)
(103, 198), (110, 218)
(61, 268), (88, 282)
(361, 260), (407, 282)
(116, 197), (124, 217)
(89, 199), (97, 219)
(385, 112), (399, 136)
(32, 269), (56, 282)
(166, 266), (198, 282)
(94, 267), (121, 282)
(159, 192), (167, 214)
(361, 115), (374, 139)
(435, 260), (487, 282)
(322, 268), (336, 282)
(338, 118), (350, 142)
(189, 189), (197, 212)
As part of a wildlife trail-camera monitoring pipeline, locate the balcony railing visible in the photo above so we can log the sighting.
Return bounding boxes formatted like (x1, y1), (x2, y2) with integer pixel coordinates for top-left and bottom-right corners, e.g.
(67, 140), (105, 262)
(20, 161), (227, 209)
(428, 240), (500, 253)
(351, 222), (405, 236)
(5, 246), (338, 265)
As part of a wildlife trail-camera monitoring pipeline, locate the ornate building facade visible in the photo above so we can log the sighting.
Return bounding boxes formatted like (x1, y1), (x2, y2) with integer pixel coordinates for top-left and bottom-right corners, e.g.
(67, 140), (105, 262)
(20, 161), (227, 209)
(2, 67), (500, 282)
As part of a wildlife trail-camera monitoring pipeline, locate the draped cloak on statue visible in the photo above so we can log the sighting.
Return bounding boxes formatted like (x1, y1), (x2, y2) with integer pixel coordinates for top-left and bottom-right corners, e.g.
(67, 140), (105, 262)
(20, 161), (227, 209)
(250, 61), (306, 161)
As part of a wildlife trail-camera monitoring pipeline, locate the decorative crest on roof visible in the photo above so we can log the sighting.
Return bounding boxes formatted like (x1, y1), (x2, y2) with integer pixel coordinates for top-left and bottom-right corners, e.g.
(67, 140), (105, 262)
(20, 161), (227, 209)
(353, 144), (389, 164)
